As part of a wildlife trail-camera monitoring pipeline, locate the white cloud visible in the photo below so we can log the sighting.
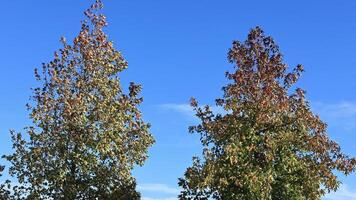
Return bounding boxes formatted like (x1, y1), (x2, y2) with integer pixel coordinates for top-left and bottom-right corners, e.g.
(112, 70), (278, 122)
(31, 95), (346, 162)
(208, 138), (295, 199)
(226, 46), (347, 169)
(313, 102), (356, 119)
(138, 183), (180, 195)
(312, 101), (356, 131)
(159, 101), (356, 118)
(159, 101), (356, 130)
(139, 183), (179, 200)
(324, 184), (356, 200)
(158, 103), (226, 119)
(159, 104), (195, 117)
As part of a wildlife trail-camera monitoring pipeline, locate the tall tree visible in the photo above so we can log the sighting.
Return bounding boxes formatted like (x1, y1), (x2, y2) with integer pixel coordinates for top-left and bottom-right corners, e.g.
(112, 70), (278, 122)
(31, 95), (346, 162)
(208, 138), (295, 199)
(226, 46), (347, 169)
(179, 27), (356, 200)
(3, 1), (154, 199)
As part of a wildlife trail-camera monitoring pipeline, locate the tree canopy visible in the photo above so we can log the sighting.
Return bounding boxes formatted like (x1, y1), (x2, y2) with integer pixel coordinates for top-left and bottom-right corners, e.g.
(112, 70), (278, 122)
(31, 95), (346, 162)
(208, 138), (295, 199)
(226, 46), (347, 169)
(179, 27), (356, 200)
(3, 1), (154, 199)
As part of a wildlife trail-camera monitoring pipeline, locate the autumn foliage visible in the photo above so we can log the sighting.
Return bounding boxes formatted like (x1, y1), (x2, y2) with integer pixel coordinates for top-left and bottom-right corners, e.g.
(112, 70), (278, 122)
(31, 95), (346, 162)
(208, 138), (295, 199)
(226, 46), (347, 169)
(179, 27), (356, 199)
(0, 1), (355, 200)
(3, 1), (154, 199)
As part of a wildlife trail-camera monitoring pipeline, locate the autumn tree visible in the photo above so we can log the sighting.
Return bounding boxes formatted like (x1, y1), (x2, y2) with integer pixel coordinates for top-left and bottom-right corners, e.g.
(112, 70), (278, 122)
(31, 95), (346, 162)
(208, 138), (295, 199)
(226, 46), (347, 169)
(179, 27), (356, 200)
(3, 1), (154, 199)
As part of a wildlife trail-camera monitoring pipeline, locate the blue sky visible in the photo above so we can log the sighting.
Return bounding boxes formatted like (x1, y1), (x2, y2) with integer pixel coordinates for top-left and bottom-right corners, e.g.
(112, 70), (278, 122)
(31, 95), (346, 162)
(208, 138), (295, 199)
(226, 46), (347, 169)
(0, 0), (355, 199)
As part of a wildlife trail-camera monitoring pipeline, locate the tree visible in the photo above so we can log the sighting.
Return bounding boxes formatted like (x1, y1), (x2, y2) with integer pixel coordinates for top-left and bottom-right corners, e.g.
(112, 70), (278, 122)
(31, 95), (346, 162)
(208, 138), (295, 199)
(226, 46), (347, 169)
(3, 1), (154, 199)
(179, 27), (356, 200)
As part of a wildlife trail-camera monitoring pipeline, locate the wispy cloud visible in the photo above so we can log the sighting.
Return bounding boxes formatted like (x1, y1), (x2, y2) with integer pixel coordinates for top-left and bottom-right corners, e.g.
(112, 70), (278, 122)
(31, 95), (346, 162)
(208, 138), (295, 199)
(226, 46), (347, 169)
(312, 102), (356, 119)
(159, 104), (195, 118)
(139, 183), (179, 200)
(312, 101), (356, 131)
(324, 184), (356, 200)
(138, 183), (180, 195)
(158, 103), (226, 119)
(159, 101), (356, 131)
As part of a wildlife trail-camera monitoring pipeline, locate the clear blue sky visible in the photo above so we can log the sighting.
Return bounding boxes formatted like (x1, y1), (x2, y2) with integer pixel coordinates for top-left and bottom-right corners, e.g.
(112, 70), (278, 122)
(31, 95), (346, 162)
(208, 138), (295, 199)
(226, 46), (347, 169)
(0, 1), (355, 199)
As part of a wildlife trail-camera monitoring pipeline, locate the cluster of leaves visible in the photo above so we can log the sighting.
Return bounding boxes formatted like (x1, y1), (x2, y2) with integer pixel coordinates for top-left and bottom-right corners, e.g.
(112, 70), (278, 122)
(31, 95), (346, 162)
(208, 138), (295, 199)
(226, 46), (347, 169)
(179, 27), (356, 200)
(2, 1), (154, 199)
(0, 166), (12, 199)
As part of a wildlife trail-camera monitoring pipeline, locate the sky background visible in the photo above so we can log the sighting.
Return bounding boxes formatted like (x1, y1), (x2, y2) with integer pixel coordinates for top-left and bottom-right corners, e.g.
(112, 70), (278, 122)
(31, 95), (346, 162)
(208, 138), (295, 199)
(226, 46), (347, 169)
(0, 0), (356, 199)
